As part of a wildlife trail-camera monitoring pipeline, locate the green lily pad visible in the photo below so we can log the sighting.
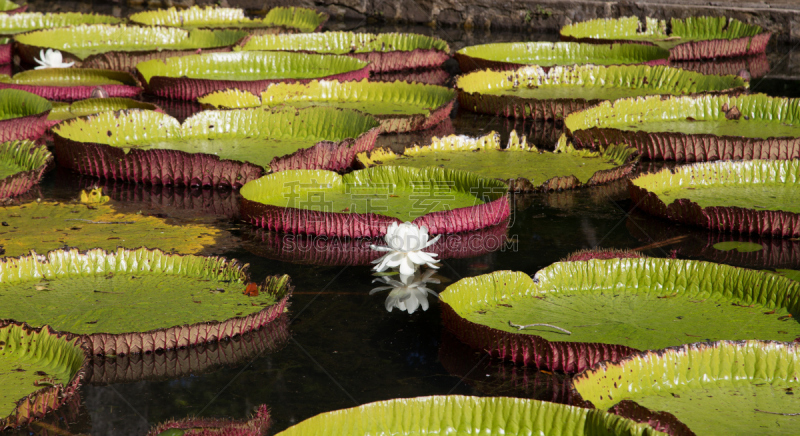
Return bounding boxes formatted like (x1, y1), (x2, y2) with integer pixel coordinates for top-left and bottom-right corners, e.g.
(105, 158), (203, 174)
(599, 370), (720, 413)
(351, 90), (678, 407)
(454, 41), (669, 73)
(239, 166), (510, 238)
(0, 189), (238, 257)
(358, 131), (638, 192)
(13, 25), (247, 70)
(0, 89), (52, 142)
(0, 140), (51, 199)
(276, 395), (665, 435)
(630, 159), (800, 238)
(236, 31), (450, 72)
(0, 247), (292, 355)
(47, 98), (160, 122)
(130, 5), (327, 33)
(0, 322), (87, 429)
(566, 94), (800, 161)
(0, 12), (119, 36)
(457, 64), (747, 120)
(439, 259), (800, 372)
(198, 79), (456, 133)
(572, 341), (800, 436)
(147, 404), (271, 436)
(561, 16), (770, 60)
(136, 51), (370, 100)
(712, 241), (764, 252)
(52, 106), (380, 186)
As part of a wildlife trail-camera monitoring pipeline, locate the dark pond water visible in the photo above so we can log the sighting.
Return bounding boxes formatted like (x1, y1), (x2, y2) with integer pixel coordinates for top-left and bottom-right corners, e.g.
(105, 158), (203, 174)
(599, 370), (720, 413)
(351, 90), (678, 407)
(4, 11), (800, 436)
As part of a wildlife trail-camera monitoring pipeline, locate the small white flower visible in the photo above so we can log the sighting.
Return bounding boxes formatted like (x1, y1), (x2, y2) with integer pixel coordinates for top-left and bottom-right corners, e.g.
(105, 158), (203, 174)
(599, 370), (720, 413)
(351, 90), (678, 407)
(370, 222), (440, 276)
(33, 49), (74, 70)
(370, 269), (441, 314)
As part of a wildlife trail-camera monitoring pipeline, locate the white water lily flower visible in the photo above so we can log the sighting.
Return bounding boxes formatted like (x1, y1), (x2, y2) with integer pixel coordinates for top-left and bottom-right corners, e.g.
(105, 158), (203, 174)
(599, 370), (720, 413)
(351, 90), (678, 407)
(370, 269), (441, 314)
(370, 222), (440, 276)
(33, 49), (75, 70)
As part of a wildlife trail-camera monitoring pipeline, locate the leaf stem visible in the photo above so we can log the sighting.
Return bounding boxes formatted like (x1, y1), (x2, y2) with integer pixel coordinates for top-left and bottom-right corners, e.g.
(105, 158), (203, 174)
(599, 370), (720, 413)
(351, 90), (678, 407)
(508, 321), (571, 335)
(754, 409), (800, 416)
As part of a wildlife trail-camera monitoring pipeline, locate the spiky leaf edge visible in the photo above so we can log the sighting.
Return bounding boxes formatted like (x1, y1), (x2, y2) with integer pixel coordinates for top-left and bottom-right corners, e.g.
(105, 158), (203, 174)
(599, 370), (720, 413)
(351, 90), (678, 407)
(0, 69), (142, 101)
(0, 247), (292, 355)
(147, 404), (271, 436)
(0, 140), (52, 199)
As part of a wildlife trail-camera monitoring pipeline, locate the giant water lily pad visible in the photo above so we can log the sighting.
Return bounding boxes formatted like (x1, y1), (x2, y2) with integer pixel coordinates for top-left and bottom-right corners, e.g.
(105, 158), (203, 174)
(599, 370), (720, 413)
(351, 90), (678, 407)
(0, 322), (87, 429)
(244, 221), (508, 266)
(0, 140), (51, 199)
(456, 64), (747, 120)
(671, 53), (770, 80)
(130, 5), (327, 33)
(566, 94), (800, 162)
(236, 31), (450, 72)
(0, 12), (118, 36)
(136, 51), (370, 100)
(0, 37), (10, 65)
(52, 107), (381, 187)
(572, 341), (800, 436)
(439, 259), (800, 372)
(454, 41), (669, 74)
(629, 159), (800, 238)
(198, 79), (456, 133)
(276, 395), (665, 435)
(0, 89), (51, 142)
(0, 247), (292, 355)
(13, 25), (247, 71)
(358, 131), (638, 192)
(561, 16), (771, 60)
(239, 166), (510, 238)
(0, 69), (141, 101)
(0, 189), (238, 257)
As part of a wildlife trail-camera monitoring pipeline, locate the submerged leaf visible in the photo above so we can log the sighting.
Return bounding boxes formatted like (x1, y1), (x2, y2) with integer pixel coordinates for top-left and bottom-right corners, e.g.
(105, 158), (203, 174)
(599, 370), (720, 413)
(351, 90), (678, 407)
(712, 241), (764, 252)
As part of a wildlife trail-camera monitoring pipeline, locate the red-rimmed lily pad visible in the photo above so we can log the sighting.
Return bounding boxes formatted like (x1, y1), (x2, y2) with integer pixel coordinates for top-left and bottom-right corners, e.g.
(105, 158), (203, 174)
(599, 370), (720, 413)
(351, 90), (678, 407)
(239, 166), (510, 238)
(136, 51), (370, 100)
(0, 69), (141, 101)
(0, 38), (10, 64)
(439, 258), (800, 372)
(358, 132), (639, 192)
(566, 94), (800, 162)
(629, 159), (800, 238)
(198, 79), (456, 133)
(0, 321), (88, 430)
(373, 67), (450, 86)
(243, 221), (509, 266)
(13, 25), (247, 71)
(0, 247), (292, 355)
(572, 340), (800, 436)
(89, 314), (288, 385)
(456, 64), (747, 120)
(671, 53), (769, 80)
(147, 404), (271, 436)
(560, 16), (771, 61)
(52, 106), (381, 187)
(236, 31), (450, 72)
(454, 41), (668, 74)
(0, 89), (51, 142)
(275, 395), (665, 435)
(0, 12), (118, 36)
(130, 5), (327, 33)
(0, 140), (51, 199)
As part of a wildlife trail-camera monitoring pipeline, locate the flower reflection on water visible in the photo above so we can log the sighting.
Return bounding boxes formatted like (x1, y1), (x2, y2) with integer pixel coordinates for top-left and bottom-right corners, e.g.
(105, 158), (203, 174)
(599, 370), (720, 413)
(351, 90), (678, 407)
(370, 269), (441, 314)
